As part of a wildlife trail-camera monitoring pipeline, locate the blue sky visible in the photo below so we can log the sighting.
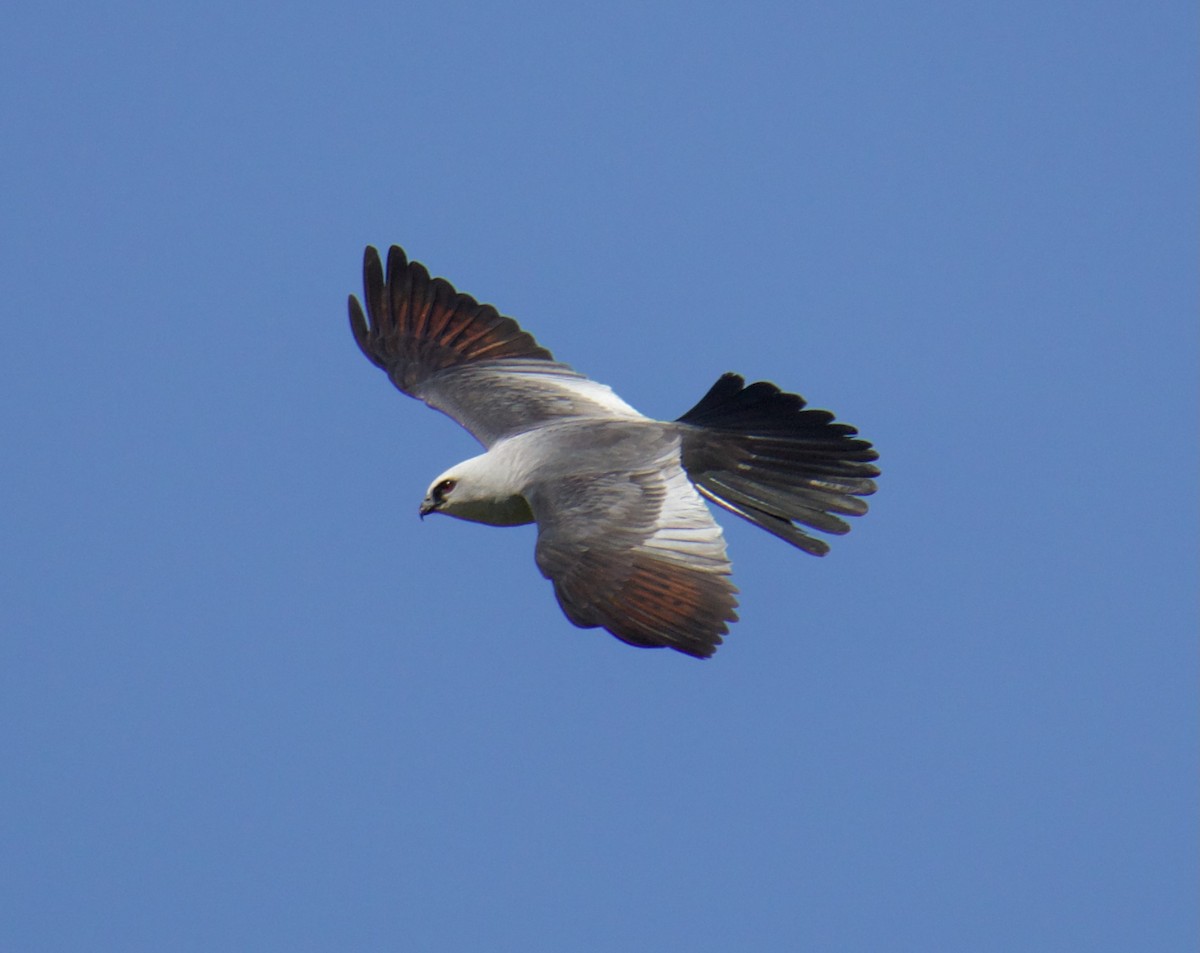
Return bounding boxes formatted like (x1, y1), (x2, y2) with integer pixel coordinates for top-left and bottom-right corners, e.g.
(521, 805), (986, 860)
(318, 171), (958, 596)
(2, 1), (1195, 950)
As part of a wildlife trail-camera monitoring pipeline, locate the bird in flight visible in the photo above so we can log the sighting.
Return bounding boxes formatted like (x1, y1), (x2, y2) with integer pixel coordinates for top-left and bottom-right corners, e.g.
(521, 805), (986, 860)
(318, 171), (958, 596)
(348, 246), (879, 658)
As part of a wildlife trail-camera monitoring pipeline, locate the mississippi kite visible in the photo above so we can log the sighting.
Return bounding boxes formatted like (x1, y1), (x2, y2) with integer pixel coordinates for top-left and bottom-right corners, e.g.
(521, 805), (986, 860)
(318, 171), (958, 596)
(349, 245), (879, 658)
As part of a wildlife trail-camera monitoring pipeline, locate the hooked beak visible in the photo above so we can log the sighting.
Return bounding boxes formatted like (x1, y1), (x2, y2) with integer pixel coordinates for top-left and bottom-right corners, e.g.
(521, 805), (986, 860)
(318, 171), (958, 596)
(419, 499), (436, 520)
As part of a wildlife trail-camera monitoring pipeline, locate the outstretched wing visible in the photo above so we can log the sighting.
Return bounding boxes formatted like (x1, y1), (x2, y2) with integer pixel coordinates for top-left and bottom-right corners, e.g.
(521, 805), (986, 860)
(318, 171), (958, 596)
(528, 455), (739, 659)
(348, 245), (643, 446)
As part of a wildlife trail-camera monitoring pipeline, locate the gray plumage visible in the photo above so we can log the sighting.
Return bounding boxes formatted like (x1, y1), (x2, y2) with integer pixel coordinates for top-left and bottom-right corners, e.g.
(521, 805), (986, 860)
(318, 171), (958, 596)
(348, 245), (879, 658)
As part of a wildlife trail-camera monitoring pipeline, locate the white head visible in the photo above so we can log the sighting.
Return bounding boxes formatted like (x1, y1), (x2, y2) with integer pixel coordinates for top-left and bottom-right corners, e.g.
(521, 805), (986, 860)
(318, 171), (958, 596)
(418, 454), (535, 527)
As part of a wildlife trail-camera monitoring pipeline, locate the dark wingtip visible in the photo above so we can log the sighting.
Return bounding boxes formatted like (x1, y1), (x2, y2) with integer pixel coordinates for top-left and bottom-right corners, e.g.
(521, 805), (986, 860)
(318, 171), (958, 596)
(362, 245), (385, 330)
(385, 244), (409, 283)
(348, 242), (560, 395)
(348, 292), (367, 343)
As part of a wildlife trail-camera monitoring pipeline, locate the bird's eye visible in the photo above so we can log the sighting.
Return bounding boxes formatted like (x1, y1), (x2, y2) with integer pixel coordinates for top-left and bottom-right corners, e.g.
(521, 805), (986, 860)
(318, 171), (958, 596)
(433, 479), (456, 501)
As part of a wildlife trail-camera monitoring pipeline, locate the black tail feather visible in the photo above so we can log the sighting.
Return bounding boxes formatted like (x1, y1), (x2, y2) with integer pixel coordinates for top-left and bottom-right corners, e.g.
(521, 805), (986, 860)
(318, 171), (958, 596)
(678, 373), (879, 556)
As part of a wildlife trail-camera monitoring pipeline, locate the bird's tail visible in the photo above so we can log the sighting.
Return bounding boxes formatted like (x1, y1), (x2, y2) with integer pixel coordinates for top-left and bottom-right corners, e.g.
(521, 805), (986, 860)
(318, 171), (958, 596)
(676, 373), (880, 556)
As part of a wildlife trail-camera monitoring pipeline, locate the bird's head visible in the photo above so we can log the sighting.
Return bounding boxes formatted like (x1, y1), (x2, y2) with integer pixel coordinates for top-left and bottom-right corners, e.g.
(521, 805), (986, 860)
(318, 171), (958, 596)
(419, 472), (460, 519)
(419, 458), (535, 527)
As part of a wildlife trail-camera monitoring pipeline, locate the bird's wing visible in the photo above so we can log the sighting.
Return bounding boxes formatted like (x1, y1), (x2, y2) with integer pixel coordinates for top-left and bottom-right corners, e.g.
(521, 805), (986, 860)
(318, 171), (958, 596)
(348, 245), (644, 446)
(528, 450), (739, 659)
